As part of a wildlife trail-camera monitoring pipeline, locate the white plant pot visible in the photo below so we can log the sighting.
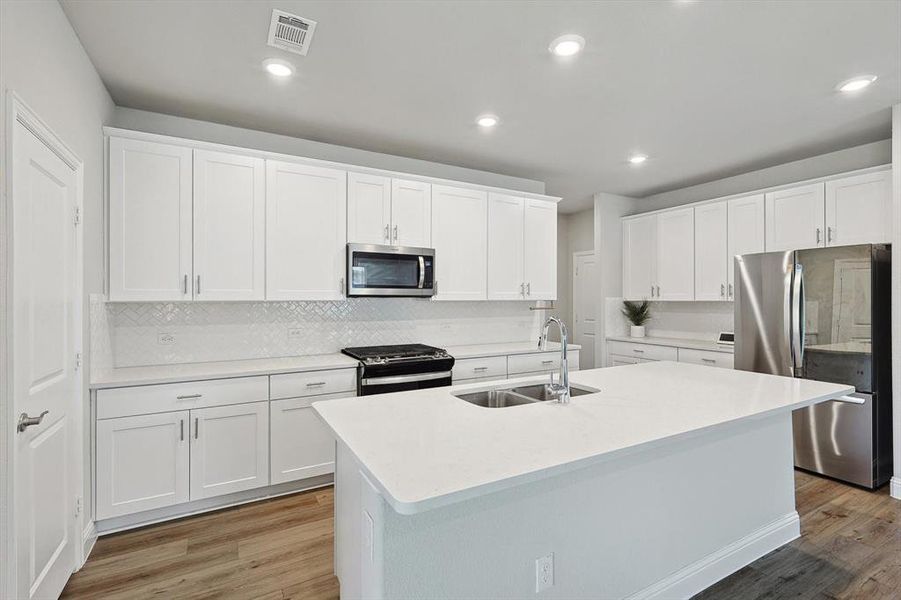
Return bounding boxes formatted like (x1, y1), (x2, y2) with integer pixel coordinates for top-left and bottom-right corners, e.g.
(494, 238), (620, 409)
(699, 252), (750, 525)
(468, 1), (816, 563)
(630, 325), (646, 338)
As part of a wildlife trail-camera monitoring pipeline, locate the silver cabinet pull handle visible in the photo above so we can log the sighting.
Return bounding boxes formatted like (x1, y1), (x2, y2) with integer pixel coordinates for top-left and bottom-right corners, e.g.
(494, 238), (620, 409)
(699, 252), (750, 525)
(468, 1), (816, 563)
(702, 358), (716, 364)
(721, 284), (725, 297)
(339, 277), (345, 293)
(827, 226), (833, 244)
(728, 283), (733, 299)
(196, 275), (201, 295)
(473, 366), (488, 372)
(541, 359), (554, 364)
(176, 394), (202, 400)
(384, 224), (390, 241)
(656, 285), (660, 297)
(633, 349), (645, 354)
(650, 285), (654, 298)
(180, 419), (184, 441)
(393, 225), (398, 242)
(526, 282), (531, 296)
(194, 418), (199, 439)
(520, 282), (525, 297)
(306, 381), (326, 387)
(17, 410), (49, 433)
(816, 227), (821, 244)
(183, 274), (188, 295)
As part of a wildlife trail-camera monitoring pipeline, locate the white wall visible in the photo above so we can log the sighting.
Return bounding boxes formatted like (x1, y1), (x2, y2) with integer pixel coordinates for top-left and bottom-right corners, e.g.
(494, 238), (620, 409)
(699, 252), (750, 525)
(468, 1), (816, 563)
(0, 0), (115, 558)
(892, 103), (900, 500)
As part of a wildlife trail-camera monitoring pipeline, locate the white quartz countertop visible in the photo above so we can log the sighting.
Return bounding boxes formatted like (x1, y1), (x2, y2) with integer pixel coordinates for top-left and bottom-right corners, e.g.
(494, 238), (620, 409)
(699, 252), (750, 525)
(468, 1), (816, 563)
(607, 335), (734, 353)
(313, 361), (851, 515)
(89, 342), (577, 389)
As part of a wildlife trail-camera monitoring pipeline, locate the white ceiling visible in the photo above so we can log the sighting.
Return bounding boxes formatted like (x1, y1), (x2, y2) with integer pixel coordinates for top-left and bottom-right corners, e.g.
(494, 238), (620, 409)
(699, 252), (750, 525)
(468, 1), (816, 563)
(61, 0), (900, 212)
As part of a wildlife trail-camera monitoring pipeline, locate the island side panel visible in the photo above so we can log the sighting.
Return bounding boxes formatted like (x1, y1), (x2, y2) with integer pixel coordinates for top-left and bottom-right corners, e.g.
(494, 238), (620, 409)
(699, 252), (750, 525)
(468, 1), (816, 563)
(351, 413), (798, 600)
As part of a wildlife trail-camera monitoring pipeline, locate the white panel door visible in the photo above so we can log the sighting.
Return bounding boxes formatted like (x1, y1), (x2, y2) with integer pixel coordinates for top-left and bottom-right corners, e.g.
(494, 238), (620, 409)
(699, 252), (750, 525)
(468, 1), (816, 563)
(95, 412), (190, 519)
(109, 137), (193, 301)
(622, 214), (656, 301)
(431, 185), (488, 300)
(12, 120), (80, 600)
(523, 199), (558, 300)
(765, 182), (825, 251)
(694, 202), (728, 301)
(487, 193), (526, 300)
(270, 392), (354, 484)
(266, 161), (347, 300)
(190, 402), (269, 500)
(347, 172), (391, 245)
(656, 207), (695, 301)
(726, 193), (765, 299)
(825, 170), (891, 246)
(573, 252), (599, 368)
(391, 178), (431, 247)
(193, 150), (265, 301)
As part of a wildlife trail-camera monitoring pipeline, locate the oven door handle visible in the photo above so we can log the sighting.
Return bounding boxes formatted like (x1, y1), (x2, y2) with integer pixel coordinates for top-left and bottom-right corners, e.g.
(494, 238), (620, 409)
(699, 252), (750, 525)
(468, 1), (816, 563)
(418, 256), (425, 289)
(361, 371), (452, 386)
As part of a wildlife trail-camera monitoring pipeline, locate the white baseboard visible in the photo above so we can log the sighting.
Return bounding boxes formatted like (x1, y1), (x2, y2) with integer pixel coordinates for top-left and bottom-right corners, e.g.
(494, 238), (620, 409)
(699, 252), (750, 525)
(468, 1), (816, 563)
(891, 476), (901, 500)
(628, 512), (800, 600)
(80, 521), (97, 569)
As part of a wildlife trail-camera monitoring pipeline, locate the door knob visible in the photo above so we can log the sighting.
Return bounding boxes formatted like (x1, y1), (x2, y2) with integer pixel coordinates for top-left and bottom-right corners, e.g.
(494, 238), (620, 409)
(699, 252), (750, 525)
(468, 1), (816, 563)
(17, 410), (49, 433)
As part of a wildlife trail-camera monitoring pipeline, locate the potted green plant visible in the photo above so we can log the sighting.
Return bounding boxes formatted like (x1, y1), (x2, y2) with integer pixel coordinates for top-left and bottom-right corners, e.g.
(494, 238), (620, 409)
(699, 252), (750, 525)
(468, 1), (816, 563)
(621, 300), (651, 338)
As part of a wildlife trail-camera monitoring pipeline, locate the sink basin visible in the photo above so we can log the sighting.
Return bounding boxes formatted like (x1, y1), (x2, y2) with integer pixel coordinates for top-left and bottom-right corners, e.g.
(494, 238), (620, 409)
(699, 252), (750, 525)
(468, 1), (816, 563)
(455, 382), (599, 408)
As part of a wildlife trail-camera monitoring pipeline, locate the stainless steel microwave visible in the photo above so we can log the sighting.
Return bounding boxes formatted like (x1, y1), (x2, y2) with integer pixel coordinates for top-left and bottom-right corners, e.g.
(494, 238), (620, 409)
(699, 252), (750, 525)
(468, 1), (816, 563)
(346, 244), (435, 297)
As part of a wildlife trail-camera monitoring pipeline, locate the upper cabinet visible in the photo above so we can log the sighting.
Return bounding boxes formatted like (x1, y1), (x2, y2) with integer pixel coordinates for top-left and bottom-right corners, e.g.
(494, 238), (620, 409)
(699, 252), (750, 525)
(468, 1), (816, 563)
(824, 170), (891, 246)
(109, 137), (193, 301)
(487, 194), (557, 301)
(266, 161), (347, 301)
(346, 174), (431, 247)
(726, 194), (765, 299)
(431, 185), (488, 300)
(655, 208), (694, 301)
(622, 214), (657, 301)
(765, 182), (825, 251)
(694, 202), (728, 301)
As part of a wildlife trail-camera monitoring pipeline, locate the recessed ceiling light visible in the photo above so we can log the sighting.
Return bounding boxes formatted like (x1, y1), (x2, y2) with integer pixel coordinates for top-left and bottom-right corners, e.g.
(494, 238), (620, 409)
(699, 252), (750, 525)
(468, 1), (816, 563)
(477, 114), (499, 128)
(836, 75), (877, 93)
(549, 34), (585, 57)
(263, 58), (294, 77)
(629, 154), (648, 165)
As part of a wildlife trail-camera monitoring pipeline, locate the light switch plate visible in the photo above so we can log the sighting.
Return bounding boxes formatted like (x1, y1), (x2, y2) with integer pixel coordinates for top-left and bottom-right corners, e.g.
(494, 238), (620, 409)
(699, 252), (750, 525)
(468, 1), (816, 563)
(536, 553), (554, 593)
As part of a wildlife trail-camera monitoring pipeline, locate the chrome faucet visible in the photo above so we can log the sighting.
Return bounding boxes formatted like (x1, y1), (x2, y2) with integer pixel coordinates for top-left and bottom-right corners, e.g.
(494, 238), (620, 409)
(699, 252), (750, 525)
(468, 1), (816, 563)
(539, 316), (570, 403)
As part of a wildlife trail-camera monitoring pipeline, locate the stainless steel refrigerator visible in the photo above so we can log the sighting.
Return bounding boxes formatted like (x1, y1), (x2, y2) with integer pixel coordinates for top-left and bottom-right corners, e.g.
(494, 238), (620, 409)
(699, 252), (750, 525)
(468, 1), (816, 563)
(734, 244), (892, 489)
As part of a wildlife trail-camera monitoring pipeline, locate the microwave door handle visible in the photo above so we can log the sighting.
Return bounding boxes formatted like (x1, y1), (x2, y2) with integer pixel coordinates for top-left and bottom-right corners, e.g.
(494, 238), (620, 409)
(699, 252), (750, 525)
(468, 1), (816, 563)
(418, 256), (425, 288)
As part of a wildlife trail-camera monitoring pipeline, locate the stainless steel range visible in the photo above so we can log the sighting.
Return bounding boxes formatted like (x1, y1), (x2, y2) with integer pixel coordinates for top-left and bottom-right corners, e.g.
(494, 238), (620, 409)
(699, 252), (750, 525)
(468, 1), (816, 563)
(341, 344), (455, 396)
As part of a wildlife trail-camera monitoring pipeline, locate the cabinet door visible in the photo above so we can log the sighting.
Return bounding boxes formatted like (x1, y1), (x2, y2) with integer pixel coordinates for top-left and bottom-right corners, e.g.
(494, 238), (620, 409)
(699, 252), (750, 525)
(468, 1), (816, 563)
(109, 137), (192, 301)
(266, 161), (347, 300)
(694, 202), (728, 301)
(523, 199), (558, 300)
(190, 402), (269, 500)
(390, 179), (431, 247)
(347, 172), (391, 245)
(96, 411), (189, 520)
(431, 185), (487, 300)
(622, 214), (657, 301)
(726, 194), (765, 299)
(192, 150), (265, 301)
(656, 207), (694, 300)
(825, 170), (891, 246)
(765, 182), (825, 251)
(487, 193), (525, 300)
(270, 392), (354, 485)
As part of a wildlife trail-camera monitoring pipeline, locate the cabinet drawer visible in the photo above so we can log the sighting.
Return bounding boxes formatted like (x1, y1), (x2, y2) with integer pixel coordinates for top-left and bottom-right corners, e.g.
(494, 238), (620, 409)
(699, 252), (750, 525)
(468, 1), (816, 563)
(97, 376), (269, 420)
(678, 348), (734, 369)
(452, 356), (507, 381)
(606, 341), (677, 362)
(507, 352), (560, 375)
(270, 368), (357, 399)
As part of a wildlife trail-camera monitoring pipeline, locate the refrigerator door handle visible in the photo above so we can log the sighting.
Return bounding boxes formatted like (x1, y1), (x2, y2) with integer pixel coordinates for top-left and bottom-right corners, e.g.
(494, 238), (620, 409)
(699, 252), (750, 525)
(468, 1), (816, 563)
(790, 263), (805, 376)
(834, 394), (866, 405)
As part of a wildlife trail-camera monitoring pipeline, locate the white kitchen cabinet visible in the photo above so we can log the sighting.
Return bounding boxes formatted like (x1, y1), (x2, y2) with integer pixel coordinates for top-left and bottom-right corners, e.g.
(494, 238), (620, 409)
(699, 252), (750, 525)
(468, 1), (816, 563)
(192, 150), (266, 301)
(622, 214), (657, 301)
(431, 185), (488, 300)
(487, 194), (525, 300)
(391, 179), (431, 247)
(96, 411), (190, 520)
(656, 207), (694, 300)
(347, 172), (392, 245)
(270, 392), (353, 485)
(694, 202), (728, 301)
(189, 402), (269, 500)
(765, 182), (825, 251)
(678, 348), (734, 369)
(825, 170), (891, 246)
(266, 161), (347, 300)
(726, 194), (765, 299)
(609, 355), (641, 367)
(523, 199), (557, 300)
(108, 137), (193, 301)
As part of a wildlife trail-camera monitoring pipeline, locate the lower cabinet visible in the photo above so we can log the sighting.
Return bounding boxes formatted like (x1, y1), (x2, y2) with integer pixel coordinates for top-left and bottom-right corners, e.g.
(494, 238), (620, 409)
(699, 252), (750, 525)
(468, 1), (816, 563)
(607, 339), (732, 370)
(270, 392), (353, 484)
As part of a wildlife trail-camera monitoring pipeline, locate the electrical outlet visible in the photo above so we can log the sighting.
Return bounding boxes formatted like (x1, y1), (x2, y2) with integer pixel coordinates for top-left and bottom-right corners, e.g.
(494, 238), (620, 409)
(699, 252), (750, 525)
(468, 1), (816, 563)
(287, 327), (304, 340)
(535, 553), (554, 593)
(157, 332), (176, 345)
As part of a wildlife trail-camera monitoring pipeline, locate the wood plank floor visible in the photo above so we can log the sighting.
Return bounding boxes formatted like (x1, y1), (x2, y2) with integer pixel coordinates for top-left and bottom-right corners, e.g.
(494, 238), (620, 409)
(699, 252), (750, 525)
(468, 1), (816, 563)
(63, 471), (899, 599)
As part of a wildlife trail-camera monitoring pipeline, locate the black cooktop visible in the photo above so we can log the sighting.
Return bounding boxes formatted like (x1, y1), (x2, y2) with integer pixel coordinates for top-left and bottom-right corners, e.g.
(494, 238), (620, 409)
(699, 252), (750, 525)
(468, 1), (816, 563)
(341, 344), (447, 361)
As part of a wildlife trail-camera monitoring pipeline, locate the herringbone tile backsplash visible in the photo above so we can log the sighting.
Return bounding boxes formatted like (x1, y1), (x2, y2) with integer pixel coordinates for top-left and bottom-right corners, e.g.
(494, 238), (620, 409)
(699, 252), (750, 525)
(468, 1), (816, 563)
(91, 295), (542, 369)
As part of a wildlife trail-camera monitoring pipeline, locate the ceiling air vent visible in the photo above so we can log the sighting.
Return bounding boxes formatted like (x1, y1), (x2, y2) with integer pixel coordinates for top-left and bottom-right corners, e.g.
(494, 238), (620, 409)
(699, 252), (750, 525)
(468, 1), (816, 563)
(267, 9), (317, 56)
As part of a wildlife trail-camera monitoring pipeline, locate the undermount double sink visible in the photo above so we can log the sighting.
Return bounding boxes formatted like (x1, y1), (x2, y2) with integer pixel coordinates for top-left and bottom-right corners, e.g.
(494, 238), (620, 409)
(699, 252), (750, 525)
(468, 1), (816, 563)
(455, 382), (598, 408)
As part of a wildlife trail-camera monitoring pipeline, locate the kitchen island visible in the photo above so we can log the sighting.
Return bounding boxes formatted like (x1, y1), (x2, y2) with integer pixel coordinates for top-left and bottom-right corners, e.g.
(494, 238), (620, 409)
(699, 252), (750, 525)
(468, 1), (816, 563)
(313, 361), (852, 599)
